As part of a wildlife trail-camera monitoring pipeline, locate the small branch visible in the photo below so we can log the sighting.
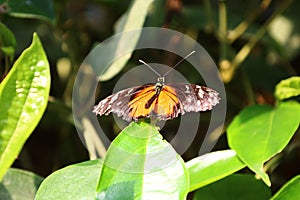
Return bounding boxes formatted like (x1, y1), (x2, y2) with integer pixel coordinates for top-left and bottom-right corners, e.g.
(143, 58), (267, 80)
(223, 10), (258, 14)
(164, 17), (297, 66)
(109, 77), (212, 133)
(203, 0), (215, 32)
(221, 0), (293, 83)
(228, 0), (272, 43)
(218, 0), (228, 61)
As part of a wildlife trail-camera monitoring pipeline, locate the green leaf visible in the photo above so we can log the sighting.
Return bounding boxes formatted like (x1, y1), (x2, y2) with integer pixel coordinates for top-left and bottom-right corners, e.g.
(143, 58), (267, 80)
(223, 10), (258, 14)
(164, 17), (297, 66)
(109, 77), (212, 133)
(0, 33), (51, 181)
(186, 150), (245, 192)
(0, 21), (16, 58)
(35, 159), (102, 200)
(193, 174), (272, 200)
(97, 122), (189, 199)
(0, 168), (43, 200)
(227, 101), (300, 186)
(271, 175), (300, 200)
(98, 0), (155, 81)
(275, 76), (300, 100)
(5, 0), (55, 22)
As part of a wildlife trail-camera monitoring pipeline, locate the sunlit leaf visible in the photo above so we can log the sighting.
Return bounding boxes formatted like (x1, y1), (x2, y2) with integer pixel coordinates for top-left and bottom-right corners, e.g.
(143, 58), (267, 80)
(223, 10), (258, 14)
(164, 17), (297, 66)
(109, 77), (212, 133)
(97, 122), (189, 199)
(227, 101), (300, 186)
(186, 150), (245, 192)
(35, 159), (102, 200)
(0, 33), (50, 181)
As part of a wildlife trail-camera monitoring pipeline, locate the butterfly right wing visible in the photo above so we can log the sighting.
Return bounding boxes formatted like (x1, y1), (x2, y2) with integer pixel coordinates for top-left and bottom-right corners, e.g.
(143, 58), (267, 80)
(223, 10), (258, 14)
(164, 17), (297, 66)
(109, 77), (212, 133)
(93, 84), (156, 122)
(167, 83), (220, 113)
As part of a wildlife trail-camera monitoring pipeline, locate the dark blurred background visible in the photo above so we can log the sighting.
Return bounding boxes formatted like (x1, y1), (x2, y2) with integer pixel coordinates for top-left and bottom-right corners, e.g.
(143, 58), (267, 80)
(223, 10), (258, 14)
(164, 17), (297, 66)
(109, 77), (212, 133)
(1, 0), (299, 194)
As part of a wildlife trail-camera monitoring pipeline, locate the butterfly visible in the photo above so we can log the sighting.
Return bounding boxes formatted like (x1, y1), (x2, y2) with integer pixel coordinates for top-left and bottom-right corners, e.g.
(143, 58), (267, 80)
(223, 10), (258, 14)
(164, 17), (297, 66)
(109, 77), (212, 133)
(93, 51), (220, 122)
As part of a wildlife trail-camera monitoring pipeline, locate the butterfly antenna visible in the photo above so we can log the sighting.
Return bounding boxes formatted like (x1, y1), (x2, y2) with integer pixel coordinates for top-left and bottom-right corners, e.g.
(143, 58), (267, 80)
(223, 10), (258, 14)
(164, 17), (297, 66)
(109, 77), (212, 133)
(139, 59), (162, 77)
(163, 50), (195, 77)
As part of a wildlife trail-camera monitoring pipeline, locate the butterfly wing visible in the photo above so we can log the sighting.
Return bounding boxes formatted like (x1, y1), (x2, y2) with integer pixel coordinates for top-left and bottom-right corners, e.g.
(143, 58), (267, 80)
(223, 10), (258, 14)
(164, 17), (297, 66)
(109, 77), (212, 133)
(166, 83), (220, 113)
(146, 84), (182, 121)
(93, 83), (220, 122)
(93, 84), (157, 122)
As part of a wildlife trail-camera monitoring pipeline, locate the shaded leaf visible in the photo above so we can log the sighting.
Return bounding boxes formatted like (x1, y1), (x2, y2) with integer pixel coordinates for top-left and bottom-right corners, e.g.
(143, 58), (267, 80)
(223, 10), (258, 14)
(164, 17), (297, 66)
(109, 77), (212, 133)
(271, 175), (300, 200)
(98, 0), (155, 81)
(97, 122), (189, 199)
(275, 76), (300, 100)
(35, 159), (102, 200)
(0, 168), (43, 200)
(0, 22), (16, 58)
(193, 174), (272, 200)
(0, 33), (50, 181)
(5, 0), (55, 22)
(227, 101), (300, 186)
(186, 150), (245, 192)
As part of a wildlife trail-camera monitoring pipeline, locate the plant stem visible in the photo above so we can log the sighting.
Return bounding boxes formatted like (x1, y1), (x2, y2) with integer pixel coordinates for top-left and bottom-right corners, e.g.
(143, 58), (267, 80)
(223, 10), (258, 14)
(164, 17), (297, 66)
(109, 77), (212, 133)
(221, 0), (294, 83)
(241, 69), (255, 105)
(218, 0), (228, 61)
(203, 0), (215, 32)
(228, 0), (272, 43)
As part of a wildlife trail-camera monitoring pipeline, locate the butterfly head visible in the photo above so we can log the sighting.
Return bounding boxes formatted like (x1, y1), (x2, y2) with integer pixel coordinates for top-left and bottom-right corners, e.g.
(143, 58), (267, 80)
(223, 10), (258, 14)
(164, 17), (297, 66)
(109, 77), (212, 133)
(139, 51), (195, 84)
(157, 76), (165, 85)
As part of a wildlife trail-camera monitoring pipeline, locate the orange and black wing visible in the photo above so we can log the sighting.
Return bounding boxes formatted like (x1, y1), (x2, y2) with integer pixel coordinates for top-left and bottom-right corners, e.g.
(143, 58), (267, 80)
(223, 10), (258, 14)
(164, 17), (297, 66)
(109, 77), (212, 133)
(93, 83), (220, 122)
(133, 84), (183, 121)
(93, 84), (158, 122)
(93, 83), (185, 121)
(148, 83), (220, 121)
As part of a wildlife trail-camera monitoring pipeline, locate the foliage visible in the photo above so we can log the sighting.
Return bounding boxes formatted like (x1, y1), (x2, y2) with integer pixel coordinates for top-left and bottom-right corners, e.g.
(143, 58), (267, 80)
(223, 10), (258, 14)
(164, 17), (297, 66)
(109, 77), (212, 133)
(193, 174), (272, 200)
(0, 0), (299, 199)
(0, 168), (43, 200)
(275, 76), (300, 100)
(0, 33), (50, 181)
(228, 101), (300, 186)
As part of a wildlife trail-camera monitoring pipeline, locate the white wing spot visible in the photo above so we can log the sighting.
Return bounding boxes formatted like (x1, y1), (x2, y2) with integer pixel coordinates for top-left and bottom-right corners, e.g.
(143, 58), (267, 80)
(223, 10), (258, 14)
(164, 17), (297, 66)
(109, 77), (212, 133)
(198, 89), (204, 98)
(127, 88), (134, 94)
(110, 94), (119, 102)
(185, 85), (190, 91)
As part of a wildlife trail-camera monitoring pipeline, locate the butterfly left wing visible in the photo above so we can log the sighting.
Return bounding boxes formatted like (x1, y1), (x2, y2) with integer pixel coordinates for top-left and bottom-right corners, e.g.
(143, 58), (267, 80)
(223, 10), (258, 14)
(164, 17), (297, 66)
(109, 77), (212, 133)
(93, 84), (157, 122)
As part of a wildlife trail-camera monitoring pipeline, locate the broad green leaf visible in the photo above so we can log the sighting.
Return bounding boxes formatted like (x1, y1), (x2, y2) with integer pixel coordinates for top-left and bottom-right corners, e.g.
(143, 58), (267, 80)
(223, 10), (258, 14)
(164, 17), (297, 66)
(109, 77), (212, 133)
(0, 22), (16, 58)
(0, 168), (43, 200)
(227, 101), (300, 186)
(5, 0), (55, 22)
(275, 76), (300, 100)
(98, 0), (155, 81)
(271, 175), (300, 200)
(35, 159), (102, 200)
(97, 122), (189, 199)
(186, 150), (245, 192)
(193, 174), (272, 200)
(0, 33), (50, 181)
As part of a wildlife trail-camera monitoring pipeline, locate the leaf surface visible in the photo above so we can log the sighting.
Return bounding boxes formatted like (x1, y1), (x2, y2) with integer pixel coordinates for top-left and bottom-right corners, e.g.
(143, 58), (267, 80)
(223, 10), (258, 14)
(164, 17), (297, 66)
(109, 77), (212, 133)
(186, 150), (245, 192)
(0, 33), (50, 181)
(227, 102), (300, 186)
(97, 122), (189, 199)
